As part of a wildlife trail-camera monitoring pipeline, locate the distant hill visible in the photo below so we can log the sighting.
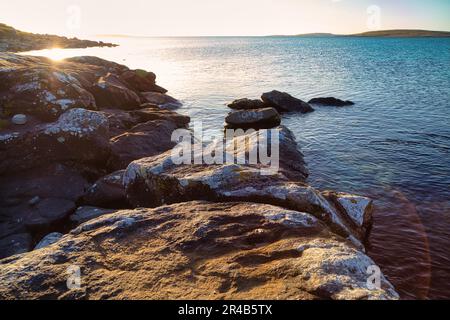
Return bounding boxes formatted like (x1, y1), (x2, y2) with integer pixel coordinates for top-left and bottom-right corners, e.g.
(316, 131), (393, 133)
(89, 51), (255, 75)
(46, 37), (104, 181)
(288, 29), (450, 38)
(350, 29), (450, 38)
(0, 23), (117, 52)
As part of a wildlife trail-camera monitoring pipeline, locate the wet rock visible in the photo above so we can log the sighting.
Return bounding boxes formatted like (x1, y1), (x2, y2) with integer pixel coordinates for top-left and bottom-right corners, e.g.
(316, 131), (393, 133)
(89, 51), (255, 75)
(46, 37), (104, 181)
(120, 69), (167, 93)
(0, 108), (110, 174)
(0, 233), (32, 259)
(141, 92), (182, 109)
(91, 73), (141, 110)
(34, 232), (63, 250)
(82, 170), (128, 209)
(308, 97), (355, 107)
(130, 105), (190, 128)
(225, 108), (281, 130)
(11, 114), (27, 125)
(227, 98), (267, 110)
(108, 120), (179, 171)
(70, 206), (115, 225)
(0, 201), (398, 300)
(261, 90), (314, 113)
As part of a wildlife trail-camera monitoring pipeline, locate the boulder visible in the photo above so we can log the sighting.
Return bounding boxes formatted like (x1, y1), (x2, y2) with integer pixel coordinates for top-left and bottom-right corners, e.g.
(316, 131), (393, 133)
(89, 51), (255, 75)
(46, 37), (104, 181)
(108, 120), (179, 171)
(70, 207), (115, 226)
(0, 233), (32, 259)
(0, 54), (97, 121)
(141, 92), (182, 109)
(308, 97), (355, 107)
(82, 170), (128, 209)
(120, 69), (167, 93)
(0, 108), (110, 174)
(91, 73), (141, 109)
(225, 108), (281, 130)
(34, 232), (64, 250)
(261, 90), (314, 113)
(0, 201), (398, 300)
(227, 98), (266, 110)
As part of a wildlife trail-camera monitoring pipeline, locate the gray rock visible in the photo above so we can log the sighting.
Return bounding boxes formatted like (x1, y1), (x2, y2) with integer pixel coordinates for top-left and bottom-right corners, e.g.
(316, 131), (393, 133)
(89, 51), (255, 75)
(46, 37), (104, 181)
(34, 232), (63, 250)
(70, 206), (115, 225)
(141, 92), (182, 109)
(11, 114), (27, 125)
(91, 73), (141, 110)
(261, 90), (314, 113)
(225, 107), (281, 130)
(82, 170), (128, 209)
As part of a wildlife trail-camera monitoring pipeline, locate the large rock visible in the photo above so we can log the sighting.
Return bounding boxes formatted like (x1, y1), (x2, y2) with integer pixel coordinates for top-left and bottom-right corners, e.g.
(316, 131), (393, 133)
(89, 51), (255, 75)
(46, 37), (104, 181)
(141, 92), (182, 109)
(34, 232), (64, 250)
(108, 120), (179, 171)
(227, 98), (266, 110)
(0, 201), (398, 300)
(261, 90), (314, 113)
(91, 73), (141, 109)
(82, 170), (128, 209)
(0, 108), (110, 174)
(0, 54), (97, 121)
(308, 97), (355, 107)
(119, 69), (167, 94)
(225, 108), (281, 130)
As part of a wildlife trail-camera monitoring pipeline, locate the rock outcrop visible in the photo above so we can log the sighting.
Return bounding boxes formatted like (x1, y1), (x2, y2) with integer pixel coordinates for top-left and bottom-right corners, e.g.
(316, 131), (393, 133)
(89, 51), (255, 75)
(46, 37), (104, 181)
(308, 97), (355, 107)
(262, 90), (314, 113)
(225, 108), (281, 130)
(0, 201), (398, 300)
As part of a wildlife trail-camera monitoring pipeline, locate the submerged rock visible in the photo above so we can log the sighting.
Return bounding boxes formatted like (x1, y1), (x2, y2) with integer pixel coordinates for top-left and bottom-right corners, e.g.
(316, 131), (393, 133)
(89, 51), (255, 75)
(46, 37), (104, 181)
(0, 201), (398, 300)
(262, 90), (314, 113)
(225, 107), (281, 130)
(308, 97), (354, 107)
(227, 98), (267, 110)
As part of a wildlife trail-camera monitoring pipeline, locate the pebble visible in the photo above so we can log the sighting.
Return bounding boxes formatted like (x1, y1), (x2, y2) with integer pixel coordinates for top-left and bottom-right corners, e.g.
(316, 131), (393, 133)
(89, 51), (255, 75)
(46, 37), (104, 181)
(12, 114), (27, 125)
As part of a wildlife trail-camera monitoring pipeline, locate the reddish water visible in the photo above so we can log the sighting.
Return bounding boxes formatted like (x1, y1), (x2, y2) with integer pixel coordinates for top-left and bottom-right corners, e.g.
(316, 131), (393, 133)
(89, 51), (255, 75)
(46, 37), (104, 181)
(367, 190), (450, 300)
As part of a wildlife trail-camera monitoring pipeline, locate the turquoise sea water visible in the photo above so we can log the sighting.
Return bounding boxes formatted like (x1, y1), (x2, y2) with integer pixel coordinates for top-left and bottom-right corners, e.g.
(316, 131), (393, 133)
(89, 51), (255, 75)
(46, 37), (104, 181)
(24, 36), (450, 299)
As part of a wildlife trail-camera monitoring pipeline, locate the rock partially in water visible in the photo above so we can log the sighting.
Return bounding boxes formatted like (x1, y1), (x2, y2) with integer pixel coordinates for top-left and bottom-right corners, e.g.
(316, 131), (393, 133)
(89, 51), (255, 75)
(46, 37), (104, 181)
(308, 97), (355, 107)
(82, 170), (128, 209)
(141, 92), (182, 109)
(262, 90), (314, 113)
(0, 233), (32, 259)
(34, 232), (63, 250)
(0, 201), (398, 300)
(227, 98), (267, 110)
(91, 73), (141, 110)
(225, 108), (281, 130)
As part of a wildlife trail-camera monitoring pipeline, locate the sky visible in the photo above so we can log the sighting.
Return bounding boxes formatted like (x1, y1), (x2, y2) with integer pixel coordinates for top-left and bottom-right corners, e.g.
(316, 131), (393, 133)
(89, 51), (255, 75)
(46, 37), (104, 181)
(1, 0), (449, 37)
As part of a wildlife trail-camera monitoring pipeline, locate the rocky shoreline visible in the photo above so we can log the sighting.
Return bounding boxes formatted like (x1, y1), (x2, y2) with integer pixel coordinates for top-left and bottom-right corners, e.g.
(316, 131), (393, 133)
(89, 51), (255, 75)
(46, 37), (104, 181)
(0, 49), (399, 299)
(0, 23), (116, 52)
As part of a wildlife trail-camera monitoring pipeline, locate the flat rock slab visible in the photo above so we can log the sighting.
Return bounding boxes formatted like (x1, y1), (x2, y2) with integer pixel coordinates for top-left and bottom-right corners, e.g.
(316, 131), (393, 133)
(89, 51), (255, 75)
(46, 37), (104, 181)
(0, 201), (398, 300)
(308, 97), (354, 107)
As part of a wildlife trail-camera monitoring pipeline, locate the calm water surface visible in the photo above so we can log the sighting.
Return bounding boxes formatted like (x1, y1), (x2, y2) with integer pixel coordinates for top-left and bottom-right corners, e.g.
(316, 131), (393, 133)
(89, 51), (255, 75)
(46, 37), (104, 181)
(25, 37), (450, 299)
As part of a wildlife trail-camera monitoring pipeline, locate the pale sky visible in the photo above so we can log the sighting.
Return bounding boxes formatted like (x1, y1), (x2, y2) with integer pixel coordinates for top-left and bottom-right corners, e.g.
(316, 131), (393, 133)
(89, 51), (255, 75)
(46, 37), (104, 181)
(1, 0), (449, 37)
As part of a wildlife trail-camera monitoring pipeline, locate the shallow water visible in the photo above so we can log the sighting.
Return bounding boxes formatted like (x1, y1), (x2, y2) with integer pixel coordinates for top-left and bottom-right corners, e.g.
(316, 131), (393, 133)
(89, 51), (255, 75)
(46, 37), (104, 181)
(24, 36), (450, 299)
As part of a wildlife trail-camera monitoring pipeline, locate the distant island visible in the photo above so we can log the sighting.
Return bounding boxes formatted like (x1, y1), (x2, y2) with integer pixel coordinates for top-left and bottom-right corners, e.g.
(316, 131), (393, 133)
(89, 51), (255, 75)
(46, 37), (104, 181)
(0, 23), (117, 52)
(273, 29), (450, 38)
